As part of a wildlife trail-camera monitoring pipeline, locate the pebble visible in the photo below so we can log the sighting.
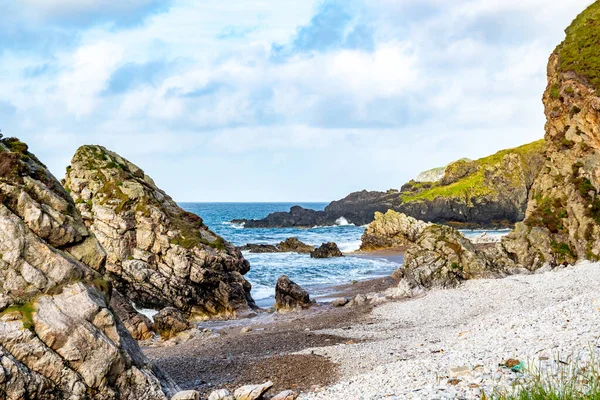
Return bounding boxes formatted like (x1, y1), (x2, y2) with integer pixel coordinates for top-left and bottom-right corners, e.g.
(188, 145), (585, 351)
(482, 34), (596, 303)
(298, 261), (600, 399)
(240, 327), (252, 334)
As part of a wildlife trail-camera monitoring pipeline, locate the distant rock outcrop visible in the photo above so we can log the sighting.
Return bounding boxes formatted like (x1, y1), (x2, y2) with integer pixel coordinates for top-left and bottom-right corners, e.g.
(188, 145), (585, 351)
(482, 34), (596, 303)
(0, 137), (174, 399)
(275, 275), (311, 312)
(498, 2), (600, 269)
(414, 158), (471, 183)
(65, 145), (254, 320)
(235, 141), (545, 229)
(360, 210), (429, 252)
(239, 237), (315, 254)
(310, 242), (344, 258)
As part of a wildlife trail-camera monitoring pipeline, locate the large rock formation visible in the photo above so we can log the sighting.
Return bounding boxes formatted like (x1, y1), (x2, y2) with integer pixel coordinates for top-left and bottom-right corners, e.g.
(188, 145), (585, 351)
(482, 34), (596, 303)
(499, 2), (600, 269)
(360, 210), (430, 252)
(65, 145), (254, 320)
(310, 242), (343, 258)
(0, 137), (174, 399)
(236, 140), (545, 229)
(361, 211), (508, 288)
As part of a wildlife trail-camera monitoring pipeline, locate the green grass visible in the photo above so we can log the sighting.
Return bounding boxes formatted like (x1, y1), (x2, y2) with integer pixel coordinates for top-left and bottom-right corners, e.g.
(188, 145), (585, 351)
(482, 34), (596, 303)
(493, 353), (600, 400)
(0, 302), (36, 331)
(556, 1), (600, 94)
(401, 140), (545, 203)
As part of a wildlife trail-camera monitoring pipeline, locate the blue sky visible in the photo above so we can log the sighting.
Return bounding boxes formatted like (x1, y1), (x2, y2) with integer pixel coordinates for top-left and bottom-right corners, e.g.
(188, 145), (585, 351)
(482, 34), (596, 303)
(0, 0), (593, 201)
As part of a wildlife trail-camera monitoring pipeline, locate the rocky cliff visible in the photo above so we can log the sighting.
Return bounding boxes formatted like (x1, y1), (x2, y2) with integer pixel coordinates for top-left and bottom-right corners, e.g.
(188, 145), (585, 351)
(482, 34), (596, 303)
(499, 2), (600, 269)
(65, 145), (254, 320)
(0, 137), (174, 399)
(237, 140), (545, 229)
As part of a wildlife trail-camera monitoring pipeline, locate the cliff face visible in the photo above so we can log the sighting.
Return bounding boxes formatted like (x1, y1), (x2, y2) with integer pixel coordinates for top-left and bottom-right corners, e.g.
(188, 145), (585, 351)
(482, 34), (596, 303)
(501, 2), (600, 268)
(0, 138), (173, 399)
(239, 140), (545, 229)
(65, 145), (254, 320)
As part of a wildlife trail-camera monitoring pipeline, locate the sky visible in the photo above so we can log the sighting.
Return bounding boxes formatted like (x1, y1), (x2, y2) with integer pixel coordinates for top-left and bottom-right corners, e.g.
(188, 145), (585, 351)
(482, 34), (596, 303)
(0, 0), (594, 202)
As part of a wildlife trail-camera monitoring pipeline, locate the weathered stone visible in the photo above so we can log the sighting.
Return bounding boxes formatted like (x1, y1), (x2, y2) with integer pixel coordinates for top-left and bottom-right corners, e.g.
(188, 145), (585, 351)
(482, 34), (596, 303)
(332, 297), (349, 307)
(272, 390), (297, 400)
(153, 307), (191, 340)
(0, 138), (175, 398)
(310, 242), (343, 258)
(360, 210), (429, 252)
(238, 237), (314, 254)
(275, 275), (311, 312)
(65, 145), (255, 320)
(172, 390), (200, 400)
(208, 389), (234, 400)
(233, 381), (273, 400)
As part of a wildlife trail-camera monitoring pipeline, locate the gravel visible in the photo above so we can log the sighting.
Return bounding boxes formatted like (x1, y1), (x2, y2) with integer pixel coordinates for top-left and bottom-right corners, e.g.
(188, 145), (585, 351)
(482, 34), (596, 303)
(298, 261), (600, 399)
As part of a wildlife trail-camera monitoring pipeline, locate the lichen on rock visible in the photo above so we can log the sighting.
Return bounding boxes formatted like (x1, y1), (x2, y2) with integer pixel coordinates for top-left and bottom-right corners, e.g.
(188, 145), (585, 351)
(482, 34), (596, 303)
(65, 145), (255, 320)
(0, 138), (175, 399)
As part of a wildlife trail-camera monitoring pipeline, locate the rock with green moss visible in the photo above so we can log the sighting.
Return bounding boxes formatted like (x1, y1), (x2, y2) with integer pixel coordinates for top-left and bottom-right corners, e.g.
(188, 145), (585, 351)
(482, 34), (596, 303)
(499, 2), (600, 269)
(0, 138), (175, 399)
(65, 145), (254, 320)
(239, 140), (545, 229)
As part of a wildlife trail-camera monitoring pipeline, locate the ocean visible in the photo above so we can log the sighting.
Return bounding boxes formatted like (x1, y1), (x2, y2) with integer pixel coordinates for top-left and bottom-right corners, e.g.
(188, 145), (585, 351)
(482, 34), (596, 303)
(180, 203), (509, 307)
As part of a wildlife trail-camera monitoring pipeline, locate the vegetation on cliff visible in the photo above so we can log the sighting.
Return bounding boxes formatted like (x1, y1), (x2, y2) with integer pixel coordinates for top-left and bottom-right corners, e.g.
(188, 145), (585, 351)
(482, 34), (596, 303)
(555, 1), (600, 93)
(400, 140), (545, 203)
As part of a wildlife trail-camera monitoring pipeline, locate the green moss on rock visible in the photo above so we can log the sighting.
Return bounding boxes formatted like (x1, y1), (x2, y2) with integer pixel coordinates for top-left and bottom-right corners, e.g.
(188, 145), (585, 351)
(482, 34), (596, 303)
(556, 1), (600, 93)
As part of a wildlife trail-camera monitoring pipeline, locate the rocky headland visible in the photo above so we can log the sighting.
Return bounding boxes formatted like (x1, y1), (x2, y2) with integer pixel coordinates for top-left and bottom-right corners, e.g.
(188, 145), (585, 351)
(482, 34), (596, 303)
(235, 140), (545, 229)
(65, 145), (255, 321)
(238, 238), (314, 254)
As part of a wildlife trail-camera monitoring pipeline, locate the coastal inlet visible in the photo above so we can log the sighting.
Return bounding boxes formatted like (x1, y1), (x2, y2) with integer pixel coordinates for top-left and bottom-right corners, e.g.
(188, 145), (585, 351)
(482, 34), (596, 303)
(181, 202), (508, 307)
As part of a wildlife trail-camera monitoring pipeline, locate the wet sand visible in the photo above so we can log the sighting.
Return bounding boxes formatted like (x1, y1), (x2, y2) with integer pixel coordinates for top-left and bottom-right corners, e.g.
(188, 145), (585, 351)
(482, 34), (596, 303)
(144, 249), (404, 398)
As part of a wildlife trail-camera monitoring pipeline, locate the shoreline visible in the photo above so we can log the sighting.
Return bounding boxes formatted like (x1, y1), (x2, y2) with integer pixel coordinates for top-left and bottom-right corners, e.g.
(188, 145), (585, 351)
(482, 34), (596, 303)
(144, 250), (404, 397)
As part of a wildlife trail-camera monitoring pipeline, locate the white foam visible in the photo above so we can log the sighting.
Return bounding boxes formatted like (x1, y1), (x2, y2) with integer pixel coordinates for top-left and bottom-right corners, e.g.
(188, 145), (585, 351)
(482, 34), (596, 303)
(251, 284), (275, 300)
(222, 221), (245, 229)
(336, 217), (350, 226)
(337, 240), (363, 253)
(135, 307), (158, 320)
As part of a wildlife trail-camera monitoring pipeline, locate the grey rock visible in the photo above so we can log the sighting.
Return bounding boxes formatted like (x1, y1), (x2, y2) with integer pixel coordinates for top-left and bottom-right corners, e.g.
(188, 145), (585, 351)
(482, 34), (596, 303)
(154, 307), (191, 340)
(275, 275), (311, 312)
(233, 381), (273, 400)
(310, 242), (343, 258)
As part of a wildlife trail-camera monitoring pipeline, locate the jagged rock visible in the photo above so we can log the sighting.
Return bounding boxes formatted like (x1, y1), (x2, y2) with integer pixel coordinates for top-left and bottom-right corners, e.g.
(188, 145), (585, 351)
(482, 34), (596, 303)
(65, 145), (254, 320)
(275, 275), (311, 312)
(238, 237), (314, 254)
(0, 138), (175, 399)
(208, 389), (234, 400)
(360, 210), (429, 251)
(236, 206), (330, 228)
(233, 381), (273, 400)
(272, 390), (298, 400)
(403, 224), (505, 288)
(110, 289), (154, 340)
(172, 390), (200, 400)
(310, 242), (343, 258)
(153, 307), (191, 340)
(498, 3), (600, 269)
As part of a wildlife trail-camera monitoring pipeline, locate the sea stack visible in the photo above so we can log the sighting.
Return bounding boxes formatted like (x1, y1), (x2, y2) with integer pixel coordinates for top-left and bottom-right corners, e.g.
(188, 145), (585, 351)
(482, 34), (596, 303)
(65, 145), (255, 320)
(0, 137), (174, 399)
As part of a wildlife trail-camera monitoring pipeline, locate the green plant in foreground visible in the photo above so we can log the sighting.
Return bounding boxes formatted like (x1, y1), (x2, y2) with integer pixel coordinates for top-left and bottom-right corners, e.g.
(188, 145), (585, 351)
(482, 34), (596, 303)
(492, 352), (600, 400)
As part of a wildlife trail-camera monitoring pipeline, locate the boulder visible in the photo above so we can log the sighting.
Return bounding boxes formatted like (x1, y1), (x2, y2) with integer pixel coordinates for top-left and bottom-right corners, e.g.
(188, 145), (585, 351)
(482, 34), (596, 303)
(0, 137), (175, 399)
(332, 297), (349, 307)
(238, 244), (280, 253)
(233, 381), (273, 400)
(153, 307), (191, 340)
(277, 237), (315, 253)
(172, 391), (200, 400)
(310, 242), (343, 258)
(275, 275), (311, 312)
(208, 389), (234, 400)
(65, 145), (255, 320)
(272, 390), (297, 400)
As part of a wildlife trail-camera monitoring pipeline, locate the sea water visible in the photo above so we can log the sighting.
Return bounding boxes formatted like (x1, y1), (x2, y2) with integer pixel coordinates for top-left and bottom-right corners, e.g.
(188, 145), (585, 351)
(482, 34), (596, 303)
(180, 203), (510, 307)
